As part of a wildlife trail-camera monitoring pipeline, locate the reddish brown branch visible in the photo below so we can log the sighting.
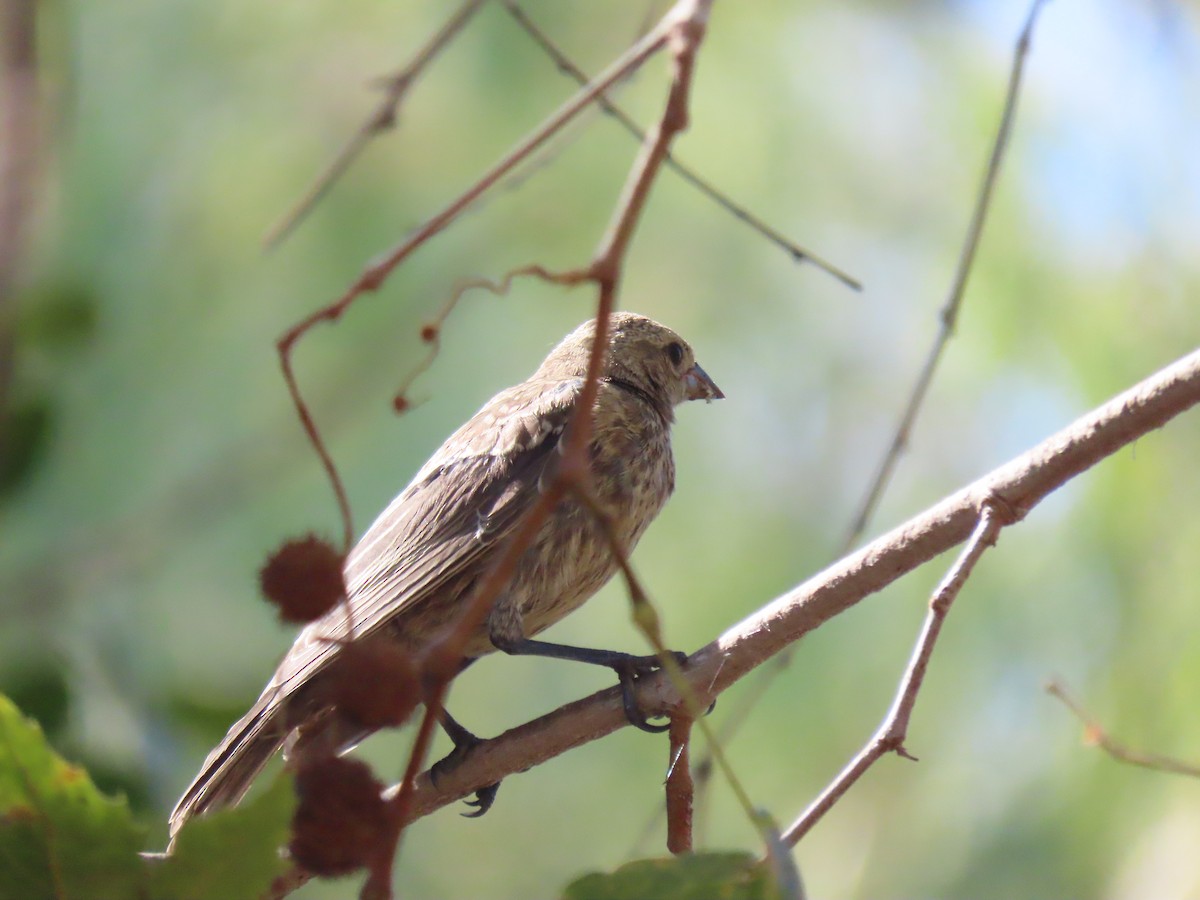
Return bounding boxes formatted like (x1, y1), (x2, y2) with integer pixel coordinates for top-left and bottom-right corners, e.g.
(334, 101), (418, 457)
(267, 341), (1200, 900)
(1046, 679), (1200, 779)
(666, 716), (695, 854)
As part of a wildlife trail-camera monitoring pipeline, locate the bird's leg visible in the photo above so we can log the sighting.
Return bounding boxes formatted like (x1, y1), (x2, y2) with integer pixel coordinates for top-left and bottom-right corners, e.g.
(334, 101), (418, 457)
(430, 707), (500, 818)
(491, 636), (687, 734)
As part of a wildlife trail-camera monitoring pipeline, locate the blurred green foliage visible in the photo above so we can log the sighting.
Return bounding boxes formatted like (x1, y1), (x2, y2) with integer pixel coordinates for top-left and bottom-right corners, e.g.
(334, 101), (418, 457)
(563, 852), (776, 900)
(2, 1), (1199, 898)
(0, 694), (293, 900)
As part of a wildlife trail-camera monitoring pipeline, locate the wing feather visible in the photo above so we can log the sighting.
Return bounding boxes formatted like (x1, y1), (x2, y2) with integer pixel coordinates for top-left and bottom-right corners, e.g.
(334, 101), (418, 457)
(268, 376), (581, 695)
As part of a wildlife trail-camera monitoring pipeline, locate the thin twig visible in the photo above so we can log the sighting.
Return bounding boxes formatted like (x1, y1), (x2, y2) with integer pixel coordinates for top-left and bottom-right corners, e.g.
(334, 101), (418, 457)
(373, 346), (1200, 831)
(762, 820), (807, 900)
(391, 265), (559, 411)
(1046, 679), (1200, 779)
(666, 715), (695, 854)
(842, 0), (1050, 552)
(683, 0), (1053, 820)
(263, 0), (490, 250)
(781, 502), (1006, 846)
(501, 1), (860, 290)
(391, 0), (716, 822)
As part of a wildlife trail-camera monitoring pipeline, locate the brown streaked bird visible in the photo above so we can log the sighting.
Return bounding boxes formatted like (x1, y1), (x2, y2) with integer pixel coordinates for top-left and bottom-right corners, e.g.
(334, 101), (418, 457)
(169, 312), (722, 839)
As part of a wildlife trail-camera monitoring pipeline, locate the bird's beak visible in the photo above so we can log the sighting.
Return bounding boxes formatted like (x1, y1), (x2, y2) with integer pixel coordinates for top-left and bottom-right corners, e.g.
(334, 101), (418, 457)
(683, 363), (724, 402)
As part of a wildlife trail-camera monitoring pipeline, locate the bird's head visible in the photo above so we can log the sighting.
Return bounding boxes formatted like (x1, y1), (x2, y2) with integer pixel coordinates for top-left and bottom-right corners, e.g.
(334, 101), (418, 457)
(540, 312), (723, 419)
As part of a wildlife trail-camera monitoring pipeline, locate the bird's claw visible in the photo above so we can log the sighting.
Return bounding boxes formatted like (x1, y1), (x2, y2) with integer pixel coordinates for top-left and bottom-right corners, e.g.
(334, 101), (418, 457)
(459, 782), (500, 818)
(430, 721), (501, 817)
(613, 651), (689, 734)
(618, 666), (671, 733)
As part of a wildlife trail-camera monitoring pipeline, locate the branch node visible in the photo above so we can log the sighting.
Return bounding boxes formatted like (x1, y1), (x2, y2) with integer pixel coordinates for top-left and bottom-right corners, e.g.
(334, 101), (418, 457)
(981, 490), (1022, 528)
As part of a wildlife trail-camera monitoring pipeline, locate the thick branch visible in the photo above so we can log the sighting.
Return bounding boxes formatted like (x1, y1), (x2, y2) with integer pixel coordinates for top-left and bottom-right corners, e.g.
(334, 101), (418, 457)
(393, 346), (1200, 822)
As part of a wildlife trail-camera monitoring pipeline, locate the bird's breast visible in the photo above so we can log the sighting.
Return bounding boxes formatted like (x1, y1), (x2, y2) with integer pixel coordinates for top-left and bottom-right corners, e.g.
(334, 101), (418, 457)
(589, 423), (674, 534)
(506, 413), (675, 639)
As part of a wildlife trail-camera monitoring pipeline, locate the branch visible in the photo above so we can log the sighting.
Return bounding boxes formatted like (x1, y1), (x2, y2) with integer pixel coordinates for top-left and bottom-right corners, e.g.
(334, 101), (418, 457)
(842, 0), (1051, 551)
(781, 502), (1005, 846)
(501, 1), (860, 290)
(1046, 679), (1200, 779)
(665, 715), (695, 854)
(263, 0), (489, 250)
(683, 0), (1053, 809)
(266, 6), (719, 894)
(387, 346), (1200, 825)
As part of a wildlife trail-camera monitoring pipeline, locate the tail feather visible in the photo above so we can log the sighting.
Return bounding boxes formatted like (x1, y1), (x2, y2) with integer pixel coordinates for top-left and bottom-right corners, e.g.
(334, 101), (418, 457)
(168, 690), (284, 842)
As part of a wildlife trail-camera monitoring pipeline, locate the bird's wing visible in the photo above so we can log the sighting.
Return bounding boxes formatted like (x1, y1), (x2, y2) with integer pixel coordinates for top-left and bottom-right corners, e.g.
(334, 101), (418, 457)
(268, 375), (583, 696)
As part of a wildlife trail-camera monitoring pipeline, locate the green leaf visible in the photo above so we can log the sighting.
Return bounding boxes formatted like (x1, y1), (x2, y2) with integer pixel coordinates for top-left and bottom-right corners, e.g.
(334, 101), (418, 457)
(563, 851), (778, 900)
(0, 694), (144, 900)
(148, 774), (295, 900)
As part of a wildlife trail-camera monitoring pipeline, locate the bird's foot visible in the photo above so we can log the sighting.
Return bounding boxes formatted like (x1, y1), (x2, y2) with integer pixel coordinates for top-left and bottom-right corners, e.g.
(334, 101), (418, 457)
(612, 651), (688, 734)
(431, 718), (501, 818)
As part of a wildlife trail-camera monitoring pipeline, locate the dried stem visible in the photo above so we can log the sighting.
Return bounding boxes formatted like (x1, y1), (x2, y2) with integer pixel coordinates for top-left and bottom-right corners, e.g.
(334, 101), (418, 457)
(391, 265), (560, 411)
(263, 0), (490, 250)
(780, 502), (1006, 846)
(1046, 679), (1200, 779)
(390, 0), (713, 818)
(666, 715), (695, 854)
(501, 1), (859, 290)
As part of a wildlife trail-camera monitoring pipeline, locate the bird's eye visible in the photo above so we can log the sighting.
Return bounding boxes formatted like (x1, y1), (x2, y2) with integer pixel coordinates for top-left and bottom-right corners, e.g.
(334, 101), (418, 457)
(666, 342), (684, 366)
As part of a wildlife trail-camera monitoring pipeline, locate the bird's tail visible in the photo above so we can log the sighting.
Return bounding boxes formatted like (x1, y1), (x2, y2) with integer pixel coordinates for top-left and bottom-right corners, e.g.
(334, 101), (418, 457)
(167, 688), (285, 843)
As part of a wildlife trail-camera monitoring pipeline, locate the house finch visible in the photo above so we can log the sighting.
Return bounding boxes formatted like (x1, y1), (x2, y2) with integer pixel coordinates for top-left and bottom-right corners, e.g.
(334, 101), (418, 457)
(169, 312), (722, 838)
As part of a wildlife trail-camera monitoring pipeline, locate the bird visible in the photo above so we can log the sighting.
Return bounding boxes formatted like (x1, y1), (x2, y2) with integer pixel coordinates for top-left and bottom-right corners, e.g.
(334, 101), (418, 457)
(168, 311), (722, 840)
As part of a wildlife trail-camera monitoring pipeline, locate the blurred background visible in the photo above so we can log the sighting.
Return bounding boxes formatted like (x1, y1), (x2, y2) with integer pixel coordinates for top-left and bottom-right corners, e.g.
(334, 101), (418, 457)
(3, 0), (1200, 897)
